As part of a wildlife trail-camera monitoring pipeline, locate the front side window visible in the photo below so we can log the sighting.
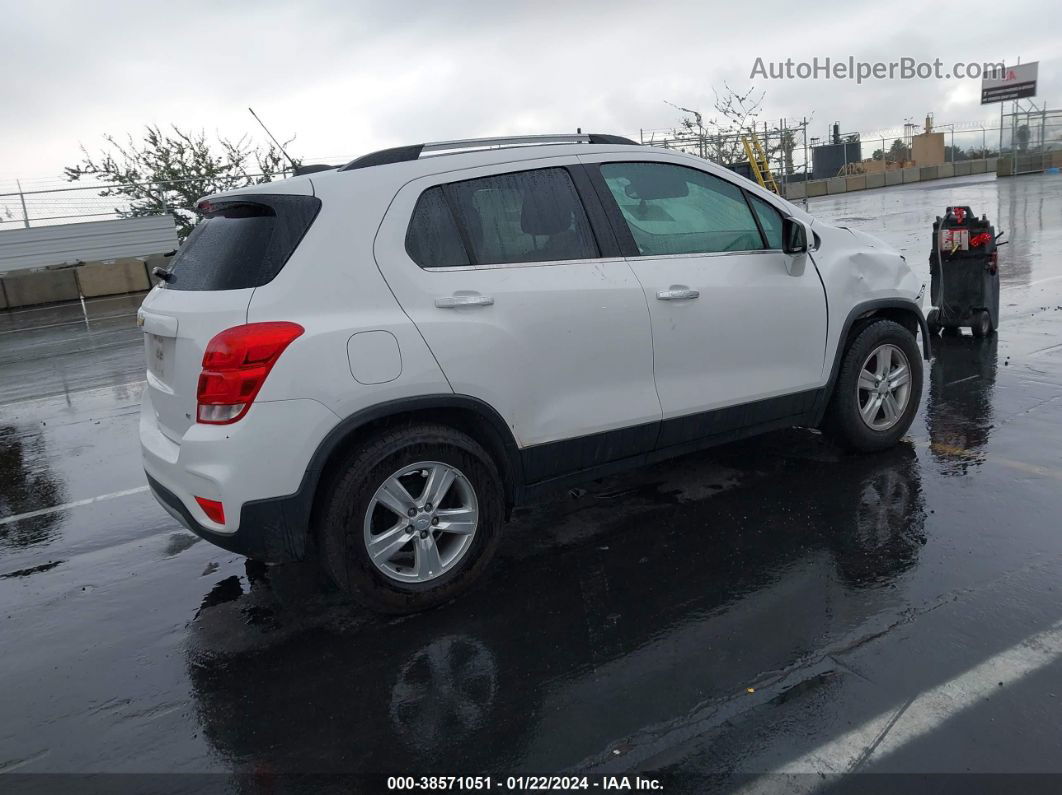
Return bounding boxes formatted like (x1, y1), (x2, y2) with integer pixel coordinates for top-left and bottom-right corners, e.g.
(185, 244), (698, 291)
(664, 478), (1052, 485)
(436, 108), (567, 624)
(600, 162), (764, 256)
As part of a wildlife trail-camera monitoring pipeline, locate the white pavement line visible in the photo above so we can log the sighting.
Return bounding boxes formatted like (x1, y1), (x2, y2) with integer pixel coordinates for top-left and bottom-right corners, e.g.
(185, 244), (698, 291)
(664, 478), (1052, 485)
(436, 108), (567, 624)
(0, 486), (149, 526)
(741, 620), (1062, 792)
(0, 312), (138, 336)
(0, 379), (146, 409)
(0, 293), (140, 316)
(1002, 274), (1062, 292)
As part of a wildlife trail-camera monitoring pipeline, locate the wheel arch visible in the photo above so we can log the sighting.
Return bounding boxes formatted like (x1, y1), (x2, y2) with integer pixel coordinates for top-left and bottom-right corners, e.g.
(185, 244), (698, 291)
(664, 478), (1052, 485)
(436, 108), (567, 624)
(304, 396), (523, 539)
(815, 298), (931, 425)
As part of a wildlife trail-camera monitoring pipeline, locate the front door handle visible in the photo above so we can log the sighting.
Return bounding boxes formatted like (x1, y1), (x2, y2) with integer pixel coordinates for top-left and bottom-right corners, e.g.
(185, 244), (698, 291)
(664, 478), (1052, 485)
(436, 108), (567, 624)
(434, 294), (495, 309)
(656, 286), (700, 301)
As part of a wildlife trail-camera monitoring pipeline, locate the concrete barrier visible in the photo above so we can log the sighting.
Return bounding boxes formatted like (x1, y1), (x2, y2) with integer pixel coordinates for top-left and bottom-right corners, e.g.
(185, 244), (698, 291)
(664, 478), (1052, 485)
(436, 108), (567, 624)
(773, 158), (1000, 205)
(987, 157), (998, 172)
(2, 269), (80, 307)
(996, 157), (1013, 177)
(77, 259), (151, 298)
(0, 282), (8, 310)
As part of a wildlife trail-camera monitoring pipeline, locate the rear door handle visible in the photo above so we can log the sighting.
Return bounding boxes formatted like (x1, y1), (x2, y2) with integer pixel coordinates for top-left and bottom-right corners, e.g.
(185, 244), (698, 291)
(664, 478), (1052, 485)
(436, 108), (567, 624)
(434, 294), (495, 309)
(656, 286), (700, 301)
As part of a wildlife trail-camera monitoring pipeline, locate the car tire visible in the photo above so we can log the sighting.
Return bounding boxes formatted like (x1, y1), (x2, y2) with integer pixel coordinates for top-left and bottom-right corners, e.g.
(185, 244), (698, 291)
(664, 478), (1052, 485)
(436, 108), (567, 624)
(822, 319), (923, 453)
(318, 424), (504, 614)
(971, 308), (993, 338)
(926, 308), (941, 335)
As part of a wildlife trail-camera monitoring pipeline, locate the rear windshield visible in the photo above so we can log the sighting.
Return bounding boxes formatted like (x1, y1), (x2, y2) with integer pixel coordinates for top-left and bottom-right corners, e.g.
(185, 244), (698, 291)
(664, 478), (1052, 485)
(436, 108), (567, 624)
(165, 194), (321, 291)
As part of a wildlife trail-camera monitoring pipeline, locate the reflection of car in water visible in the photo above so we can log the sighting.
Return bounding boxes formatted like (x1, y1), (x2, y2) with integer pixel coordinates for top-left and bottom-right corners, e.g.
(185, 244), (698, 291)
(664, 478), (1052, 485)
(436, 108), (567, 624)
(186, 435), (925, 775)
(390, 635), (498, 750)
(927, 333), (997, 475)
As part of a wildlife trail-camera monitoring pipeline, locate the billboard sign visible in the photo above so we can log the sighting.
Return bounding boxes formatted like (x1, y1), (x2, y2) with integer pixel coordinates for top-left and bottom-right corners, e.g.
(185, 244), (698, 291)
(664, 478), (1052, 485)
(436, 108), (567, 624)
(981, 62), (1038, 104)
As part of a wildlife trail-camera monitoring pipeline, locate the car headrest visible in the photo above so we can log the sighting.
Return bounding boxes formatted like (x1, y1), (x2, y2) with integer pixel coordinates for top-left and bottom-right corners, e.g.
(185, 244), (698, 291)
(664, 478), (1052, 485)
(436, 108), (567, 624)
(520, 193), (572, 236)
(623, 167), (689, 200)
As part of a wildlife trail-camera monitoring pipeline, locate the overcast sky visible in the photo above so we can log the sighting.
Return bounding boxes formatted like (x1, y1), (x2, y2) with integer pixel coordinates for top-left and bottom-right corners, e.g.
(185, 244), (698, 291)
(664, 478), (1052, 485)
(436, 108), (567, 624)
(1, 0), (1059, 186)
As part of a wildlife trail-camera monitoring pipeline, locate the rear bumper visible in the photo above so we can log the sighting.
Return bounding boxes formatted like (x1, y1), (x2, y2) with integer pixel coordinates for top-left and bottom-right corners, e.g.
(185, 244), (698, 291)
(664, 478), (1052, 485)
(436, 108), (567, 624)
(140, 392), (340, 562)
(146, 472), (309, 561)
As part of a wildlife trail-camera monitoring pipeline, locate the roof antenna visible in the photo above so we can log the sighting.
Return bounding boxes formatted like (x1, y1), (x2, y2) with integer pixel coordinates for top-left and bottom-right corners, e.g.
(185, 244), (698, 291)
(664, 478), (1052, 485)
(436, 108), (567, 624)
(248, 107), (298, 173)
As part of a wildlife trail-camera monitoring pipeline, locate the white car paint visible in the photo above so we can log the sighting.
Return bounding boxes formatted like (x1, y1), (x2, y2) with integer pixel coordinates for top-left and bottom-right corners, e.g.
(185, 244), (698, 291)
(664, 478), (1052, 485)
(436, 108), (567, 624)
(139, 139), (922, 536)
(372, 157), (660, 447)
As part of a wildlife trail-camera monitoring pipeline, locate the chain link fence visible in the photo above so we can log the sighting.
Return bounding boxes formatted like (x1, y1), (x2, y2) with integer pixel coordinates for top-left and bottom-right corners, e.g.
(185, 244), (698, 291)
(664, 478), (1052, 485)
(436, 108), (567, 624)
(638, 120), (1010, 183)
(1000, 109), (1062, 175)
(2, 117), (1054, 231)
(0, 171), (296, 231)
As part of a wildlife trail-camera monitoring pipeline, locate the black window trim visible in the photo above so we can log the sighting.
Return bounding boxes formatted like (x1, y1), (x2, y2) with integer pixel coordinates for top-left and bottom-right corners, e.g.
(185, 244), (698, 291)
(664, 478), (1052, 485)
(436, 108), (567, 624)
(586, 158), (793, 258)
(406, 164), (619, 271)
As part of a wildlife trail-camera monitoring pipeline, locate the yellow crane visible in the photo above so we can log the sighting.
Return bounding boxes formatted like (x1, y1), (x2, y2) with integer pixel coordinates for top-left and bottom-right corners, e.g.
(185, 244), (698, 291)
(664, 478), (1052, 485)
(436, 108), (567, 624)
(741, 132), (779, 194)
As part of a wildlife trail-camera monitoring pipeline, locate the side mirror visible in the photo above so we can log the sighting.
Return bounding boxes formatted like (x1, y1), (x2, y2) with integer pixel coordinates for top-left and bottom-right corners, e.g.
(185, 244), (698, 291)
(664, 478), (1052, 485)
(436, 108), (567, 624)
(783, 217), (810, 254)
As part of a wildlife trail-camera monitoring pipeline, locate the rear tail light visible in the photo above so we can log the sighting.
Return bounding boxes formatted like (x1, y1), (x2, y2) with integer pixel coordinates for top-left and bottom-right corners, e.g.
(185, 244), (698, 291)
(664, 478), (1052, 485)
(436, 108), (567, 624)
(196, 322), (304, 424)
(195, 496), (225, 524)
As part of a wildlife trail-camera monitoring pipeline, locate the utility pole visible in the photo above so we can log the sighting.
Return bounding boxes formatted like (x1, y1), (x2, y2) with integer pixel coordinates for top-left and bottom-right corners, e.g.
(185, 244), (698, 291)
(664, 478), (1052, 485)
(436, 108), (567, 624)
(16, 180), (29, 228)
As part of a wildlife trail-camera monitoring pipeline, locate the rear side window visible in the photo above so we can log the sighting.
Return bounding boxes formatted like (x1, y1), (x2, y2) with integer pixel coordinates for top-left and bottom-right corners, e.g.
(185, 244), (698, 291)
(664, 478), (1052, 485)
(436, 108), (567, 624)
(746, 193), (784, 249)
(600, 162), (764, 255)
(405, 187), (470, 268)
(166, 194), (321, 291)
(405, 167), (599, 268)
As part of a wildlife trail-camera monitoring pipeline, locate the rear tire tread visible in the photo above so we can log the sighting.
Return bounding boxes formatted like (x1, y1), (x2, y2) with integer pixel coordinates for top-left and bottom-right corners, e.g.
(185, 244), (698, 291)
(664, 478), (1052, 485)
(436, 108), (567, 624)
(316, 423), (503, 614)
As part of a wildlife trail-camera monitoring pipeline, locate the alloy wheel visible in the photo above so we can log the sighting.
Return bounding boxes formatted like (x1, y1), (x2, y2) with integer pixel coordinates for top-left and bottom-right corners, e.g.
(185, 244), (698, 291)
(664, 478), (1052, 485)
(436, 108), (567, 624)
(363, 461), (479, 583)
(856, 344), (912, 431)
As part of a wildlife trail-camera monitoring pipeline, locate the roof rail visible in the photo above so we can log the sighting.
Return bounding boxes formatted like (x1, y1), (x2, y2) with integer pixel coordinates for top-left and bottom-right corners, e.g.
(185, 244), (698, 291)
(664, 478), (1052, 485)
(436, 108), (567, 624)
(338, 133), (638, 172)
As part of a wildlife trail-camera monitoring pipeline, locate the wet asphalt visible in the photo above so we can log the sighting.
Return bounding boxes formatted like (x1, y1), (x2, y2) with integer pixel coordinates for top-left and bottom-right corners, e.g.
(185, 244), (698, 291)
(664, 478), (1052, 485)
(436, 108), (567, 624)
(2, 172), (1062, 791)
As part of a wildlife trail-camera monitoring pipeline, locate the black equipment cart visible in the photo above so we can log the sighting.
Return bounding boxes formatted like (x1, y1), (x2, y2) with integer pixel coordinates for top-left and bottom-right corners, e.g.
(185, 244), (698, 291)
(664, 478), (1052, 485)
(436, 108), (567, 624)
(927, 206), (1000, 338)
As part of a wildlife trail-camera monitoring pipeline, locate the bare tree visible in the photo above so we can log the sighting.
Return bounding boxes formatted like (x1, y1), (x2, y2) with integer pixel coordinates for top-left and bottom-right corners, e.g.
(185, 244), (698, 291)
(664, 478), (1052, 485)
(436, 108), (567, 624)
(64, 125), (298, 239)
(666, 83), (770, 163)
(665, 84), (811, 177)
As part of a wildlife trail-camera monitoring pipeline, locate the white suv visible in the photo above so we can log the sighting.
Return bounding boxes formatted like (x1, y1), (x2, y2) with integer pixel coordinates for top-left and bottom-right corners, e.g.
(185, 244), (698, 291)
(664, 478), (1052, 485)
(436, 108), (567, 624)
(139, 133), (928, 612)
